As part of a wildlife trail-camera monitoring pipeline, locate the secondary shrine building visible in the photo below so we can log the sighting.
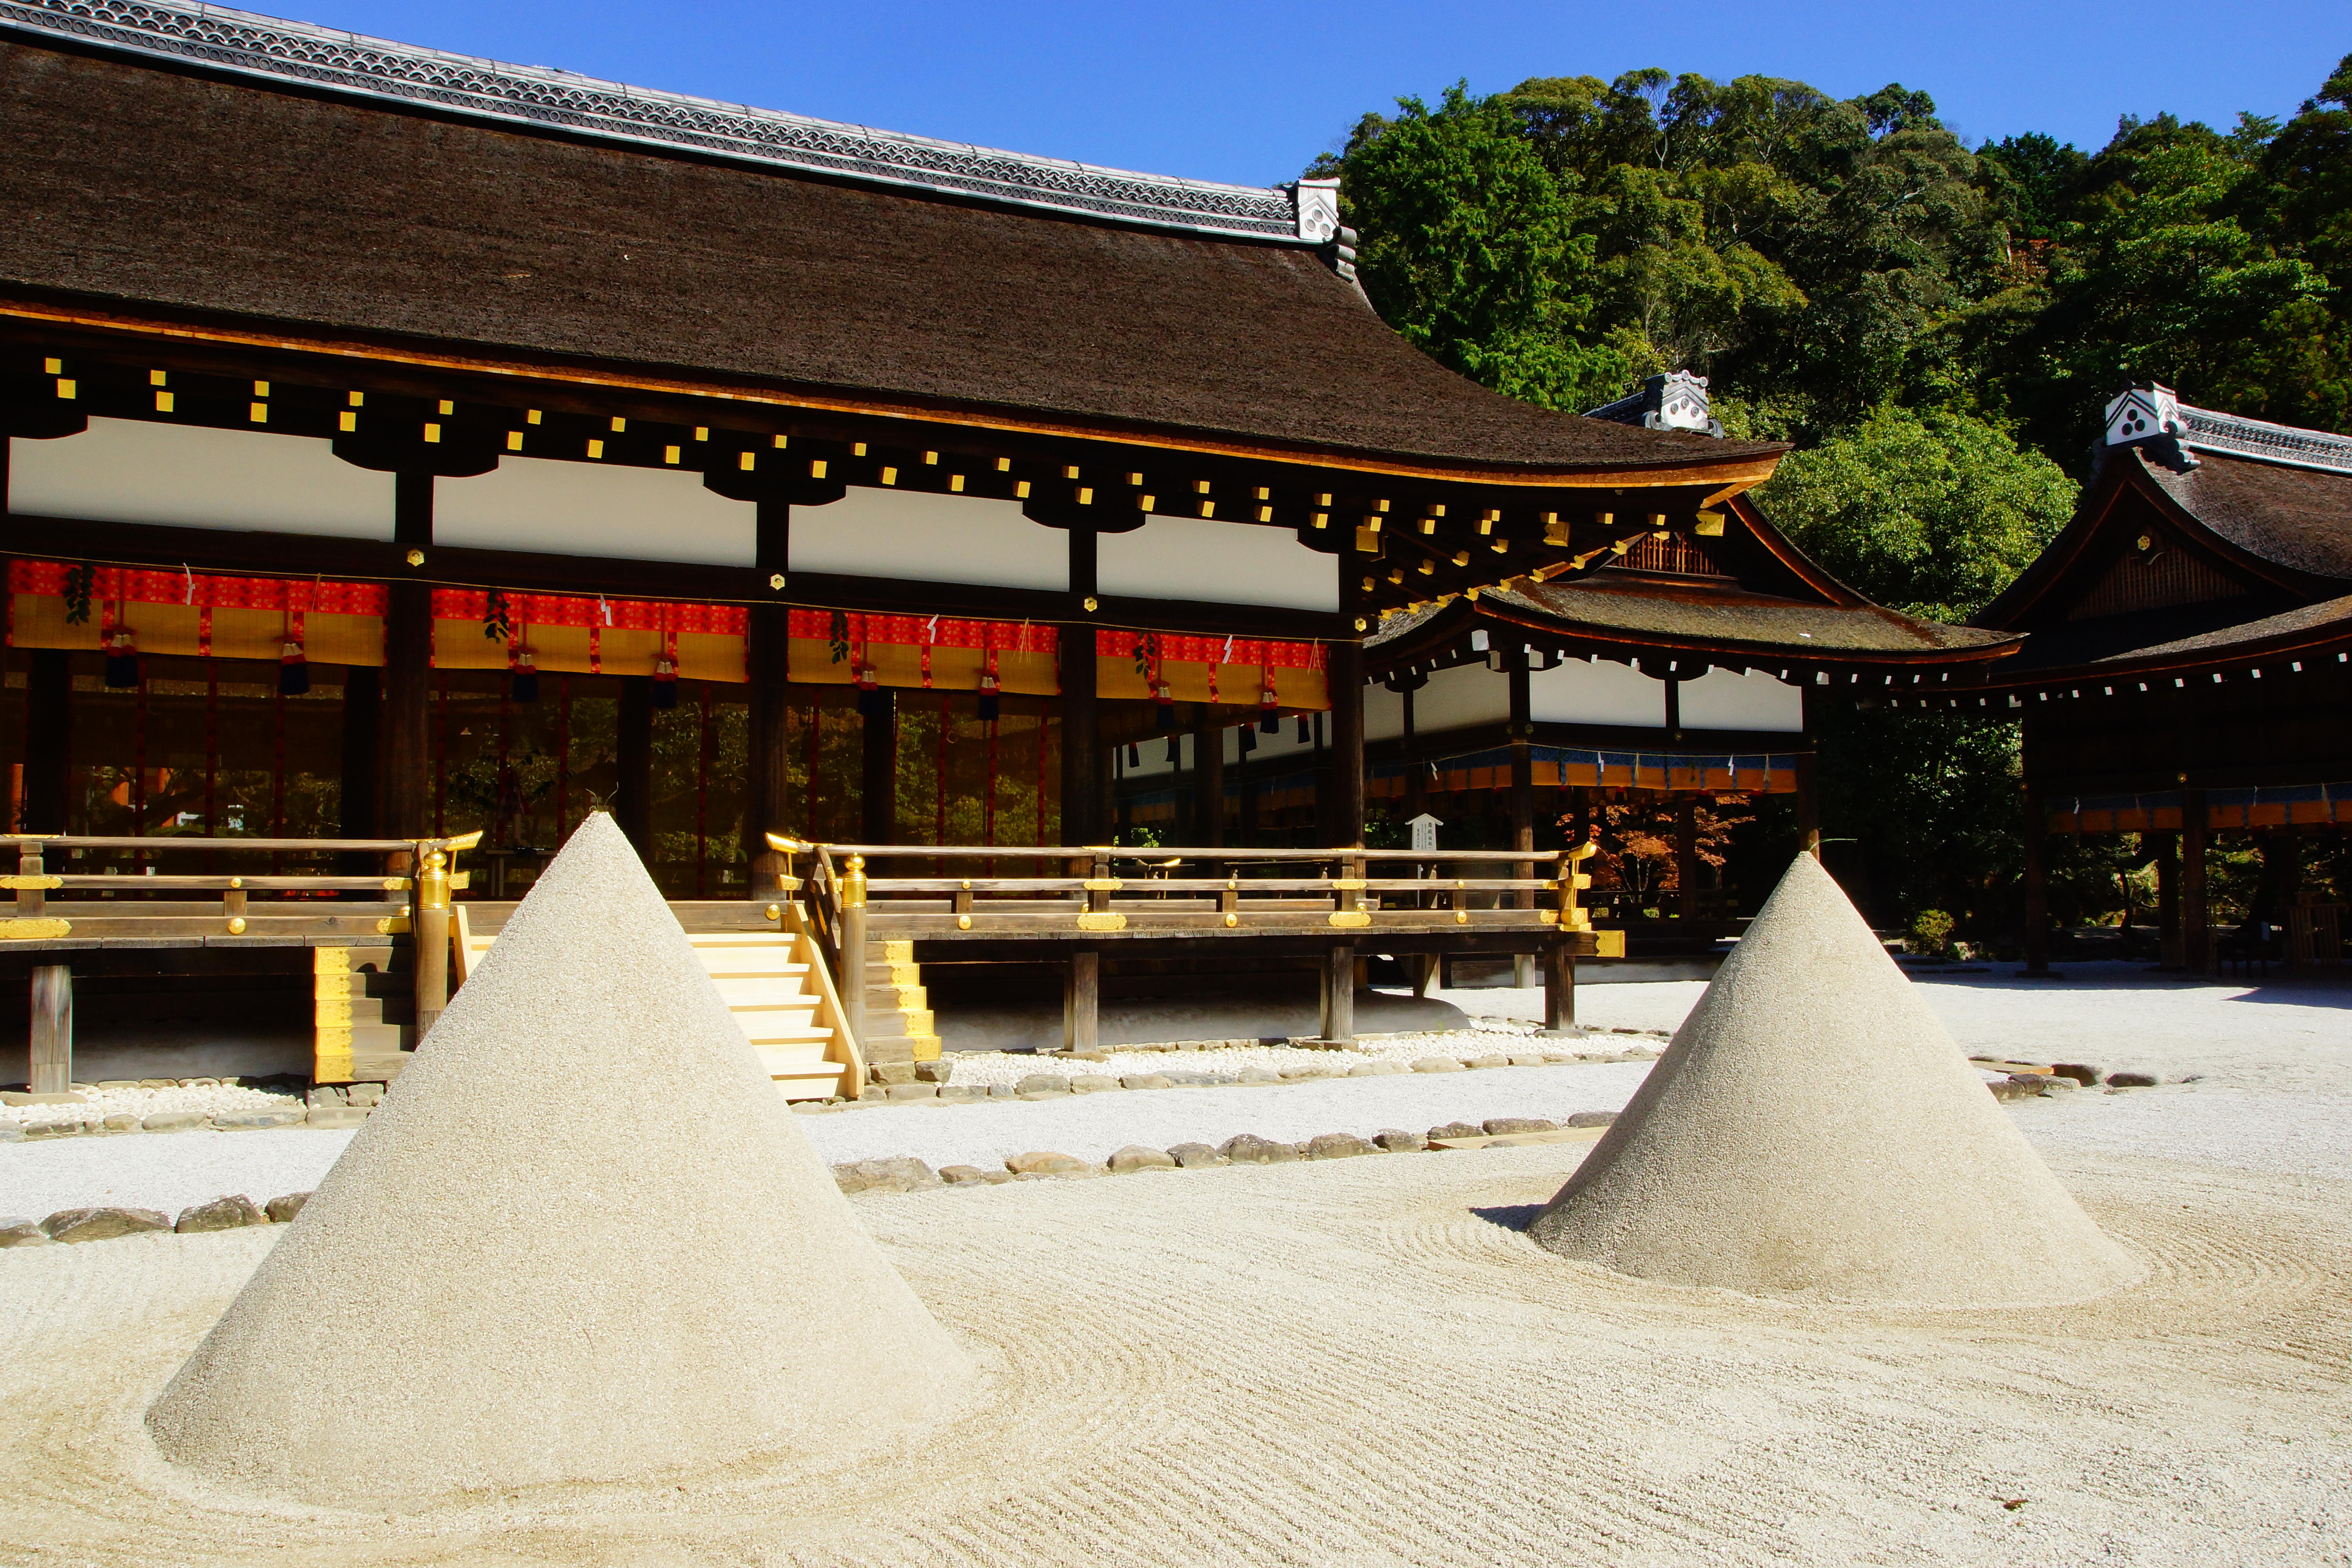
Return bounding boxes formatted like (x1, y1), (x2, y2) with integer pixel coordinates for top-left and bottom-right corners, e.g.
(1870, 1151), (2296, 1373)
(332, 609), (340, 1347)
(1958, 387), (2352, 973)
(0, 0), (1788, 893)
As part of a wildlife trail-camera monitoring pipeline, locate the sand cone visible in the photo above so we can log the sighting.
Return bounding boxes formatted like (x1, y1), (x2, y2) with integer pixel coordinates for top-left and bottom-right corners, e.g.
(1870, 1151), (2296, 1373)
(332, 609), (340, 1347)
(148, 813), (971, 1503)
(1528, 853), (2142, 1306)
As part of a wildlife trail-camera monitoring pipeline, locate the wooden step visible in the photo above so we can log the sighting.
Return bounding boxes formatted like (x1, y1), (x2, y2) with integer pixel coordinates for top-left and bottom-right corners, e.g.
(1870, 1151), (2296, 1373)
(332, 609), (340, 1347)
(750, 1039), (837, 1066)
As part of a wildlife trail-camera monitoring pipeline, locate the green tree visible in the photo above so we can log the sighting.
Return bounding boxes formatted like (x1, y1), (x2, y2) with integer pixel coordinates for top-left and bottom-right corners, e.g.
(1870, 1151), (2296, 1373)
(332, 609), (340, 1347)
(1749, 407), (2078, 621)
(1319, 85), (1626, 409)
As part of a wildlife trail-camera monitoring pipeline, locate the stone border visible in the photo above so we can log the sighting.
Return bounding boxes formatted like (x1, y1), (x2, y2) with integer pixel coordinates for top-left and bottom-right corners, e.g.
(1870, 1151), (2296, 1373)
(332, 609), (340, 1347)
(820, 1041), (1670, 1109)
(829, 1112), (1631, 1193)
(2, 1190), (309, 1248)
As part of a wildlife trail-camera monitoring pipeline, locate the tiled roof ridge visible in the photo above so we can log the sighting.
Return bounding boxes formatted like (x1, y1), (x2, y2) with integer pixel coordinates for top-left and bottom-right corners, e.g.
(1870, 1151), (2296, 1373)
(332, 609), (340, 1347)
(0, 0), (1312, 241)
(2177, 403), (2352, 477)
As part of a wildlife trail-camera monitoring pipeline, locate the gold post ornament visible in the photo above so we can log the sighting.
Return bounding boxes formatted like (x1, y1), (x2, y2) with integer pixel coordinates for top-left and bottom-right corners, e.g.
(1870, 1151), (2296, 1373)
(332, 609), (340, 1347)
(1558, 835), (1599, 933)
(416, 844), (450, 911)
(840, 855), (868, 909)
(763, 832), (808, 893)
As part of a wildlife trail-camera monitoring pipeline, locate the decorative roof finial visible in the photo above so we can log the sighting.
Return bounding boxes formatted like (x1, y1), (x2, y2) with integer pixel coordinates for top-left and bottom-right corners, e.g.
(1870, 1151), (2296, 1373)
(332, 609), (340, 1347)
(1582, 372), (1724, 438)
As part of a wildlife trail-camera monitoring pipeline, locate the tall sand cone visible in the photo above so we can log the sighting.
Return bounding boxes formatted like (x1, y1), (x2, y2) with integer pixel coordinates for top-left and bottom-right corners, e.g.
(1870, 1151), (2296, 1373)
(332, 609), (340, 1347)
(148, 813), (972, 1503)
(1528, 853), (2143, 1306)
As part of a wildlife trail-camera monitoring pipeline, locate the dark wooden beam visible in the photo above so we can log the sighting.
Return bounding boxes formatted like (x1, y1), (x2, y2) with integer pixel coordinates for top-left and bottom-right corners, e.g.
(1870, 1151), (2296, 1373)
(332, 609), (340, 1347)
(746, 495), (792, 892)
(1325, 638), (1366, 849)
(1191, 706), (1224, 848)
(616, 675), (655, 856)
(1060, 527), (1100, 847)
(2022, 786), (2050, 975)
(860, 687), (898, 845)
(379, 475), (433, 842)
(23, 649), (71, 834)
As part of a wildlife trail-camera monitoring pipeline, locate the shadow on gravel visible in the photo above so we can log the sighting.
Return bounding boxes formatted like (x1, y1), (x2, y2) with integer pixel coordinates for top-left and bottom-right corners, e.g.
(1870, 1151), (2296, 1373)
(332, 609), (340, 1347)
(1472, 1203), (1543, 1232)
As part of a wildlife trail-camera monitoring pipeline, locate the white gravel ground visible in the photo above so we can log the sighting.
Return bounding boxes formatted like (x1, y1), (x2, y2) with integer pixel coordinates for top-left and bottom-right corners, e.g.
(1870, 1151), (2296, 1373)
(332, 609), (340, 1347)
(5, 964), (2343, 1220)
(0, 1082), (301, 1128)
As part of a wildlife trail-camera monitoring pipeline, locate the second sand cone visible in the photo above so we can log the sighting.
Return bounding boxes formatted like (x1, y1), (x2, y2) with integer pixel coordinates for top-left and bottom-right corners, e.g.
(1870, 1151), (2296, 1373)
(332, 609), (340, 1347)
(1528, 853), (2143, 1306)
(147, 813), (973, 1504)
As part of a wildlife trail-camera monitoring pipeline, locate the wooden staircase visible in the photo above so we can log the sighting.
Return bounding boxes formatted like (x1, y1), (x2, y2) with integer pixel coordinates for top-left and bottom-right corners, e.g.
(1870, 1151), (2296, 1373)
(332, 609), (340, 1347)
(452, 905), (867, 1100)
(860, 938), (942, 1076)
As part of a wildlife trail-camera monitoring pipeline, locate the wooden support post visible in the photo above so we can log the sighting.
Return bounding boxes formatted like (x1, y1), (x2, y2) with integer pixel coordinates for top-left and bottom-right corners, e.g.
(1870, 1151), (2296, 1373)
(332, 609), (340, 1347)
(2022, 786), (2051, 975)
(1413, 952), (1438, 998)
(1794, 751), (1820, 860)
(1508, 646), (1535, 987)
(2181, 789), (2210, 976)
(746, 495), (792, 897)
(337, 666), (380, 877)
(1061, 526), (1099, 847)
(2155, 832), (2181, 967)
(381, 474), (434, 845)
(840, 855), (869, 1046)
(1063, 947), (1100, 1053)
(1320, 942), (1356, 1044)
(16, 843), (45, 919)
(23, 648), (71, 833)
(28, 964), (71, 1095)
(1542, 939), (1574, 1031)
(616, 675), (655, 856)
(1795, 687), (1822, 860)
(858, 685), (898, 845)
(1191, 706), (1225, 848)
(1324, 637), (1366, 849)
(1675, 796), (1699, 922)
(413, 841), (451, 1040)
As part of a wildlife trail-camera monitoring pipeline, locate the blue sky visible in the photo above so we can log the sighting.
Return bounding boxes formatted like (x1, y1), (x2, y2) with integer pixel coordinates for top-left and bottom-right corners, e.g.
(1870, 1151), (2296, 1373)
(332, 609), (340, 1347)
(283, 1), (2346, 187)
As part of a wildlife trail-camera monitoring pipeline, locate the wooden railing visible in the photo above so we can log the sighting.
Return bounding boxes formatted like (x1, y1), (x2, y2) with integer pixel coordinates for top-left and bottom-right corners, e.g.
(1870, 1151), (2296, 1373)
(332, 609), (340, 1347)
(3, 832), (483, 1092)
(769, 837), (1604, 1044)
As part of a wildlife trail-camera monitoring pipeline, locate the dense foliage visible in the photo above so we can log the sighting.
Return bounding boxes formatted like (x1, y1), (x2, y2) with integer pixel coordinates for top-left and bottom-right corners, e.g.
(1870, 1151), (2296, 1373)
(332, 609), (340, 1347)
(1315, 58), (2352, 937)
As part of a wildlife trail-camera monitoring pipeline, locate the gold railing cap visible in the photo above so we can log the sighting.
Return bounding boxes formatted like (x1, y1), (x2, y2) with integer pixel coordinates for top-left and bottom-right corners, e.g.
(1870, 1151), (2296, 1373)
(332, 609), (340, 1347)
(439, 830), (485, 852)
(765, 832), (813, 853)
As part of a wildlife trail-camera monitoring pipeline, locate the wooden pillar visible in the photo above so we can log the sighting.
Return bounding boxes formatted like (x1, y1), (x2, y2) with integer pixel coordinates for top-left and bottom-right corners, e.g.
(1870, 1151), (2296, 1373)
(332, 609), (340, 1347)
(1795, 686), (1821, 860)
(1542, 939), (1575, 1031)
(339, 667), (380, 837)
(859, 686), (898, 845)
(2022, 786), (2051, 975)
(746, 495), (792, 892)
(380, 474), (434, 842)
(1400, 684), (1425, 824)
(23, 648), (71, 833)
(1675, 796), (1699, 922)
(335, 666), (381, 879)
(1062, 947), (1100, 1053)
(1320, 942), (1356, 1043)
(1060, 527), (1099, 848)
(2181, 789), (2210, 975)
(2155, 831), (2181, 965)
(1508, 645), (1535, 986)
(616, 675), (655, 856)
(28, 964), (71, 1095)
(1324, 637), (1366, 848)
(1191, 706), (1224, 847)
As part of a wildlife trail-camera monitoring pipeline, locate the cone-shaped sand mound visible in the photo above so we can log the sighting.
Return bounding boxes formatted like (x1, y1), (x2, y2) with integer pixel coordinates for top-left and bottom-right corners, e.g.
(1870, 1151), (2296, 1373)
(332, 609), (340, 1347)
(148, 813), (972, 1503)
(1528, 853), (2143, 1306)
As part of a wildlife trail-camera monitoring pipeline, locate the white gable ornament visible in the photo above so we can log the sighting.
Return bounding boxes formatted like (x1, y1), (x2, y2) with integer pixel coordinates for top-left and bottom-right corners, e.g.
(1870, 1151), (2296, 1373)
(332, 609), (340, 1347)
(2103, 384), (2197, 467)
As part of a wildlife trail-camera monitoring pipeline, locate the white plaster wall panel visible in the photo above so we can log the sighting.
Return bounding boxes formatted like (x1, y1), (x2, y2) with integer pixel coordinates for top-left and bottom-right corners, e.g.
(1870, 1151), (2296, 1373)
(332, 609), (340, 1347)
(1528, 659), (1666, 728)
(1364, 682), (1406, 742)
(1408, 662), (1512, 735)
(1679, 667), (1804, 732)
(436, 457), (754, 566)
(8, 418), (396, 539)
(785, 488), (1065, 590)
(1098, 515), (1338, 611)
